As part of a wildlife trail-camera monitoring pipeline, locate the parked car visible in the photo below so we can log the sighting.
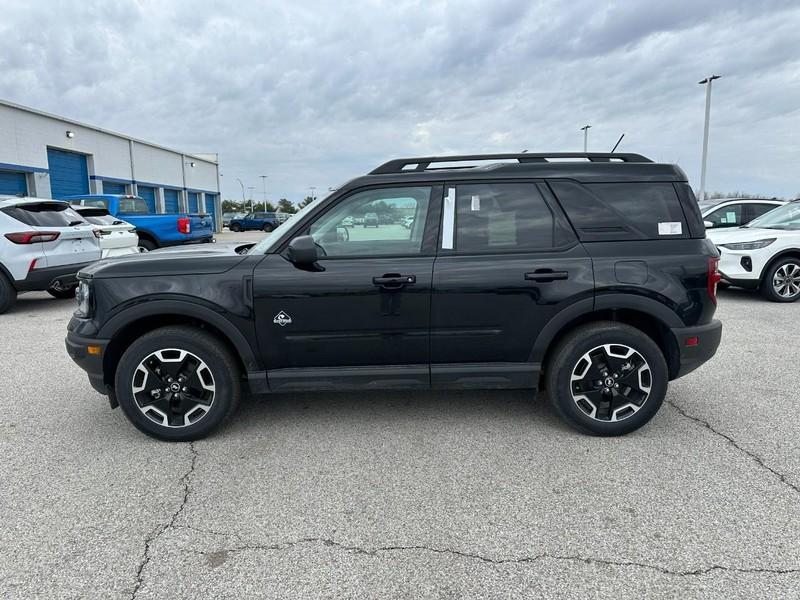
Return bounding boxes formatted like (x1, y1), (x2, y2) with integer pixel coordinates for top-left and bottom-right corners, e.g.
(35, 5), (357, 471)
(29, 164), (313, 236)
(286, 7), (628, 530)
(222, 212), (245, 228)
(1, 196), (101, 313)
(66, 195), (214, 251)
(73, 206), (140, 258)
(229, 212), (280, 232)
(364, 212), (379, 227)
(708, 199), (800, 302)
(699, 198), (785, 229)
(341, 216), (355, 227)
(66, 152), (721, 441)
(401, 216), (414, 229)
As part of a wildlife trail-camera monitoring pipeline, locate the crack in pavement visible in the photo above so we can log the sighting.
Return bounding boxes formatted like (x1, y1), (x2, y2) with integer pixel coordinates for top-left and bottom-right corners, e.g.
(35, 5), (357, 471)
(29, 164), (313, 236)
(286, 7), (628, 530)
(668, 400), (800, 496)
(129, 442), (198, 600)
(193, 536), (800, 577)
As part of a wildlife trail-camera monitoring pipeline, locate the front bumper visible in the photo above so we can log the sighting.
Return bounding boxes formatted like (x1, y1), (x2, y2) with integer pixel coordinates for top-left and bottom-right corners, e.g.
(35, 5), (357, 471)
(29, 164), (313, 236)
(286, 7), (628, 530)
(65, 331), (110, 396)
(16, 262), (92, 292)
(670, 319), (723, 379)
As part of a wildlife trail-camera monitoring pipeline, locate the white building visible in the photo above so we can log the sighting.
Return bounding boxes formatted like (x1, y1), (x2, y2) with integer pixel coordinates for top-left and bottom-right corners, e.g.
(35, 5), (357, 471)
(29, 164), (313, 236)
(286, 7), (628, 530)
(0, 99), (221, 230)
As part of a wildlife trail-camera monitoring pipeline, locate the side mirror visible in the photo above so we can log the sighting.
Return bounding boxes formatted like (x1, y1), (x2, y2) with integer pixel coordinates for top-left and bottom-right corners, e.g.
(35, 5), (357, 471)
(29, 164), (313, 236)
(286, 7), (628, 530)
(287, 235), (319, 264)
(704, 220), (713, 228)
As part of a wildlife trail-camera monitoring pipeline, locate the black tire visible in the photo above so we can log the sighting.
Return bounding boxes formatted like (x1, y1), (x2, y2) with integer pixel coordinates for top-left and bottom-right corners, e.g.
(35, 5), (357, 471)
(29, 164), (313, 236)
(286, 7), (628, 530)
(137, 237), (157, 252)
(760, 257), (800, 303)
(0, 272), (17, 314)
(545, 321), (668, 436)
(114, 326), (241, 441)
(230, 223), (242, 232)
(262, 223), (274, 233)
(47, 286), (77, 299)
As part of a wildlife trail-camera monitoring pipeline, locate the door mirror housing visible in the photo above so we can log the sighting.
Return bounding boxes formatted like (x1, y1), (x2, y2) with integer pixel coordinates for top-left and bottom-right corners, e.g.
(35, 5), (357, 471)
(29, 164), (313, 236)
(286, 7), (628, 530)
(703, 220), (714, 228)
(287, 235), (319, 264)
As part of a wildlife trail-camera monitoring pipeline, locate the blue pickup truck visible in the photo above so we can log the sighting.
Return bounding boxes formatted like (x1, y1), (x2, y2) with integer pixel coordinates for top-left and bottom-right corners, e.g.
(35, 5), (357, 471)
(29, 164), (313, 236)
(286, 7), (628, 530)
(228, 212), (280, 232)
(66, 194), (214, 251)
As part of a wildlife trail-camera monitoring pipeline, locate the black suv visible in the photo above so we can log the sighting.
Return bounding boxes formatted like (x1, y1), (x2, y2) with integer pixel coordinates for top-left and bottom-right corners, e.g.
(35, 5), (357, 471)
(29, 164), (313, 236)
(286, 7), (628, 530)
(66, 153), (722, 441)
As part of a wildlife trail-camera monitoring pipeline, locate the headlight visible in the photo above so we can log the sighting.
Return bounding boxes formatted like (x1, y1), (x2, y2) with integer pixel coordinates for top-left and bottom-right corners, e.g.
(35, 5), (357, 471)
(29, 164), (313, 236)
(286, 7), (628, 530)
(719, 238), (776, 251)
(75, 280), (92, 317)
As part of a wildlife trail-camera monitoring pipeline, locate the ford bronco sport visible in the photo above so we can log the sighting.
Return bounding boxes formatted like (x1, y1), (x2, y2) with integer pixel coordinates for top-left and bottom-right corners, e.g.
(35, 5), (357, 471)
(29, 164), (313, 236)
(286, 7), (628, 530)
(66, 153), (722, 441)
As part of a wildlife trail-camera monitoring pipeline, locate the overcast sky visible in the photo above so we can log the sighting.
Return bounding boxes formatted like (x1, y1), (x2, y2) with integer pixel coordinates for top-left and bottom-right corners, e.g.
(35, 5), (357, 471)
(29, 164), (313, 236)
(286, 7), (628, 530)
(2, 0), (799, 203)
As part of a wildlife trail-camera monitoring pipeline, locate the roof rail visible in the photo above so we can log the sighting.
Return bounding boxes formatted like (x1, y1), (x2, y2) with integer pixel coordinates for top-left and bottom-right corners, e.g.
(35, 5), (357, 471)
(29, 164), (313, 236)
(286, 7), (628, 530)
(369, 152), (653, 174)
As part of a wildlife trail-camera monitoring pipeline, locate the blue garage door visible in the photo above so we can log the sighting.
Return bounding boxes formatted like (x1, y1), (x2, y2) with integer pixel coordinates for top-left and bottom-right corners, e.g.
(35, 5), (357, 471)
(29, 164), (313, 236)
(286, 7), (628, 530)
(137, 186), (157, 212)
(0, 170), (27, 196)
(103, 181), (126, 195)
(47, 148), (89, 199)
(187, 192), (199, 213)
(205, 194), (218, 231)
(164, 188), (180, 213)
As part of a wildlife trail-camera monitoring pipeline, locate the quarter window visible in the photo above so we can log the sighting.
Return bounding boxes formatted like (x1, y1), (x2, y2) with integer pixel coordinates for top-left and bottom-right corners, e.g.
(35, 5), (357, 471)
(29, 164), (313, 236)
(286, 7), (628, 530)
(453, 183), (554, 253)
(308, 186), (432, 257)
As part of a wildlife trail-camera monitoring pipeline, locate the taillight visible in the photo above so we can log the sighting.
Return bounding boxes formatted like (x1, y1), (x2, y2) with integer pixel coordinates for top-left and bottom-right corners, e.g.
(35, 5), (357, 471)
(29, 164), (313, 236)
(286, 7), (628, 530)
(4, 231), (60, 244)
(177, 217), (191, 234)
(708, 257), (722, 305)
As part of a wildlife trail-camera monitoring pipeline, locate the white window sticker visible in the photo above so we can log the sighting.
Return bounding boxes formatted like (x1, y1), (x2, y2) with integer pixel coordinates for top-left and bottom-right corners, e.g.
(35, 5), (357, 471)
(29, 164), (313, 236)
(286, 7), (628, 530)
(726, 211), (737, 223)
(658, 222), (683, 235)
(471, 195), (480, 211)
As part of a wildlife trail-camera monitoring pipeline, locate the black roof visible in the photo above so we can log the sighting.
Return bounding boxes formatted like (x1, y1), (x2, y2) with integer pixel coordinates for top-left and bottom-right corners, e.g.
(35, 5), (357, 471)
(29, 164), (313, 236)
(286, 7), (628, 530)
(351, 153), (688, 186)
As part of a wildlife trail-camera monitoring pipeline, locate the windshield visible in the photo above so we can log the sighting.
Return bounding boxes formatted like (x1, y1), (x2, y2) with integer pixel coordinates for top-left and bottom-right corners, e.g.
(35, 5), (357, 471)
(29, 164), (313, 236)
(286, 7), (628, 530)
(746, 201), (800, 230)
(247, 197), (325, 254)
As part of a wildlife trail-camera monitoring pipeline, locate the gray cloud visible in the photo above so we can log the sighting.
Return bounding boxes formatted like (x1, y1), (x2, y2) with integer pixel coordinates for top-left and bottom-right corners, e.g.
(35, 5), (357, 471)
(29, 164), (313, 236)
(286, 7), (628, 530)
(1, 0), (799, 201)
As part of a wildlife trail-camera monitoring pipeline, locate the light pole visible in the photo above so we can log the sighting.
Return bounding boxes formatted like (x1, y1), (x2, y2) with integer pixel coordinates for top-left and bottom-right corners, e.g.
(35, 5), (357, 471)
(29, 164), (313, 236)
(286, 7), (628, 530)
(260, 175), (268, 208)
(580, 125), (591, 152)
(235, 178), (248, 212)
(698, 75), (721, 202)
(247, 187), (256, 210)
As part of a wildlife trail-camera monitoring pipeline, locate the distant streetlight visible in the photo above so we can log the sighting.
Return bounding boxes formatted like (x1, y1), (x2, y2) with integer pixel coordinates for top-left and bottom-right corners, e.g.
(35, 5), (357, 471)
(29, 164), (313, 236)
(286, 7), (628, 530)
(247, 186), (255, 209)
(235, 178), (248, 212)
(698, 74), (721, 202)
(580, 125), (592, 152)
(260, 175), (268, 207)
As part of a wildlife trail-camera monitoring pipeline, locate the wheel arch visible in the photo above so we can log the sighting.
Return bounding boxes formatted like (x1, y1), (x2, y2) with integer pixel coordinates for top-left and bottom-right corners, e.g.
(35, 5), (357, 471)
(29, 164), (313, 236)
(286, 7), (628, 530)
(759, 249), (800, 283)
(99, 301), (261, 388)
(532, 296), (682, 383)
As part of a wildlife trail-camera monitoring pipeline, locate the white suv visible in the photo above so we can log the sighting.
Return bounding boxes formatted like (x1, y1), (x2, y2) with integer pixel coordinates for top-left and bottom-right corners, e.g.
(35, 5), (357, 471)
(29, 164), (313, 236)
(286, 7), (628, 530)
(708, 199), (800, 302)
(0, 196), (102, 313)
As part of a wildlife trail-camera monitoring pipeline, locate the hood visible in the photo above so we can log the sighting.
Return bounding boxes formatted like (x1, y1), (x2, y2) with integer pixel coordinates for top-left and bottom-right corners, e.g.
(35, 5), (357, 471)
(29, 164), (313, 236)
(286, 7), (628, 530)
(707, 227), (798, 244)
(80, 242), (254, 279)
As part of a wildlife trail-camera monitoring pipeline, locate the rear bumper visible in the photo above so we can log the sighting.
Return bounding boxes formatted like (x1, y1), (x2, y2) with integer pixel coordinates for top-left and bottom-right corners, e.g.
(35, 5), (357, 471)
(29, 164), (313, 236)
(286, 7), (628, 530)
(65, 331), (110, 395)
(16, 262), (92, 292)
(670, 319), (723, 379)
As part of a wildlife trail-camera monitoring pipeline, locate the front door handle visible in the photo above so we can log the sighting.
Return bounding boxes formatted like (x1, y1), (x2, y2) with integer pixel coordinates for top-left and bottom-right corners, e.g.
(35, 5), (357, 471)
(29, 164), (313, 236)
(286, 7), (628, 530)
(524, 269), (569, 282)
(373, 274), (416, 289)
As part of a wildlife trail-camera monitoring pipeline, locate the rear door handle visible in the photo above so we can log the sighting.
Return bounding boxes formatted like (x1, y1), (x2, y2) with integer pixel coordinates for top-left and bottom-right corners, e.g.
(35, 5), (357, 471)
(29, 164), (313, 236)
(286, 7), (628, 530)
(373, 274), (416, 289)
(524, 270), (569, 282)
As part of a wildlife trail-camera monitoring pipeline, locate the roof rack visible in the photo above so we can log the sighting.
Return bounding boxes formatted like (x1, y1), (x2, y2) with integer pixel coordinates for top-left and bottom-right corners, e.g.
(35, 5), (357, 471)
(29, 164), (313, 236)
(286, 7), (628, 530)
(370, 152), (653, 174)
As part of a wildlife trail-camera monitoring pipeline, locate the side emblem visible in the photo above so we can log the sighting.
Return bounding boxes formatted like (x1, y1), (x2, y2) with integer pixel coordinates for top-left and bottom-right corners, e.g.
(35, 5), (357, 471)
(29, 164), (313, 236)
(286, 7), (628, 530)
(273, 311), (292, 327)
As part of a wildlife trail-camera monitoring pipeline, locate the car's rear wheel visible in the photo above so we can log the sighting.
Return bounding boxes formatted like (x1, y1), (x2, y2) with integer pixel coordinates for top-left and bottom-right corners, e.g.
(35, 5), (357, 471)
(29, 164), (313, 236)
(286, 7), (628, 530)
(262, 223), (274, 232)
(47, 285), (77, 299)
(114, 326), (241, 441)
(0, 272), (17, 314)
(137, 237), (157, 252)
(546, 321), (667, 436)
(761, 258), (800, 302)
(230, 223), (242, 232)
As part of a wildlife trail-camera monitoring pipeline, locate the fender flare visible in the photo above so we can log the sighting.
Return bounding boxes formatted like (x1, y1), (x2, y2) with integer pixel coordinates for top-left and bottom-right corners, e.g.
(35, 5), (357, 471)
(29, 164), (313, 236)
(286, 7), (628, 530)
(529, 294), (683, 363)
(98, 299), (262, 372)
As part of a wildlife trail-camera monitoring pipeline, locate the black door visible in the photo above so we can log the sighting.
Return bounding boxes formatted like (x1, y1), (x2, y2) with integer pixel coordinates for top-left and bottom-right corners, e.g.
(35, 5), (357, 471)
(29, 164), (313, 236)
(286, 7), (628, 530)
(430, 181), (594, 388)
(252, 184), (442, 391)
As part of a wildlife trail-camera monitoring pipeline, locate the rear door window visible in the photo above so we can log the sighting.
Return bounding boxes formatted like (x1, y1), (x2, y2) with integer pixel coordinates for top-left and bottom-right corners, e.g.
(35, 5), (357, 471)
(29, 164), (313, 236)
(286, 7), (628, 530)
(453, 183), (555, 253)
(746, 203), (779, 222)
(2, 202), (89, 227)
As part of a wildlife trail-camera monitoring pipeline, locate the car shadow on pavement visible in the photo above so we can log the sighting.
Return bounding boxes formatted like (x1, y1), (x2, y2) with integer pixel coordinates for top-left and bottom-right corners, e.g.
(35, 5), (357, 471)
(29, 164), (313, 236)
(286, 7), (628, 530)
(222, 389), (573, 437)
(9, 292), (75, 316)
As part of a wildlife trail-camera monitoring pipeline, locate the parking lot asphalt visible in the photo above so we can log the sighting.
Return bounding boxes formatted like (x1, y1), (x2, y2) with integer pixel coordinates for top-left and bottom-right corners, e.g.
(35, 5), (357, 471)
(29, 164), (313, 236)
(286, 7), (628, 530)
(1, 250), (798, 598)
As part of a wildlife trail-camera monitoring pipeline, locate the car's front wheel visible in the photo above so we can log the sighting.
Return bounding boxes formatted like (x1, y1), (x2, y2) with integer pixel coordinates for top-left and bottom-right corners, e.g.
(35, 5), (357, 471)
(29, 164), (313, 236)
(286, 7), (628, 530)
(546, 321), (667, 436)
(47, 285), (77, 299)
(230, 223), (242, 232)
(114, 326), (241, 441)
(761, 257), (800, 302)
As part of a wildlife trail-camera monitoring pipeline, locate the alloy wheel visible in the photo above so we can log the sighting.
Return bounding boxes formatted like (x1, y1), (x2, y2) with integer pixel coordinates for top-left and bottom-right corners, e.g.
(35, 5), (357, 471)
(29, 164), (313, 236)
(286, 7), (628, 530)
(131, 348), (215, 428)
(773, 262), (800, 299)
(569, 344), (652, 422)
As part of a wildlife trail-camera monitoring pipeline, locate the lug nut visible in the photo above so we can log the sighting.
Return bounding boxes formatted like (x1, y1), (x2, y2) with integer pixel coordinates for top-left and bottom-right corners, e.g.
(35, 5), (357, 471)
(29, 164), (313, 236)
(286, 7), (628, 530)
(182, 387), (188, 392)
(614, 383), (620, 388)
